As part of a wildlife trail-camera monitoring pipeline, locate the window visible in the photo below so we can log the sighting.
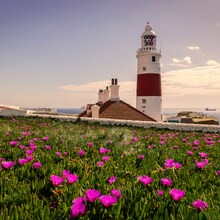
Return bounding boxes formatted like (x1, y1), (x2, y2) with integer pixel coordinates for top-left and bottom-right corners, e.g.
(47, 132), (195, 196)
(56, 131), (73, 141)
(142, 106), (146, 108)
(143, 110), (145, 113)
(152, 56), (156, 62)
(142, 99), (146, 104)
(143, 67), (146, 71)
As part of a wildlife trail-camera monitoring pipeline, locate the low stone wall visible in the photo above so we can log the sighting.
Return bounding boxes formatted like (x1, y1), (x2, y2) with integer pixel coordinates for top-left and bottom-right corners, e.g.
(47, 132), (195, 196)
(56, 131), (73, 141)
(79, 117), (220, 133)
(0, 109), (27, 116)
(24, 114), (220, 133)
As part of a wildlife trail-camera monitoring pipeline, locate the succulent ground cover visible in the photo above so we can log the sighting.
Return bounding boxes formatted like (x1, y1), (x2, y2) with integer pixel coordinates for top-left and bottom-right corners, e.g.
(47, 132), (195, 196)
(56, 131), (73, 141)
(0, 116), (220, 219)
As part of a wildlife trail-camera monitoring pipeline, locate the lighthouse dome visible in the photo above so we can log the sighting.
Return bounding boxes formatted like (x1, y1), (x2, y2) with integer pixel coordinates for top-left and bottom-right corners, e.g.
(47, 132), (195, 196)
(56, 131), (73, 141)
(141, 22), (156, 37)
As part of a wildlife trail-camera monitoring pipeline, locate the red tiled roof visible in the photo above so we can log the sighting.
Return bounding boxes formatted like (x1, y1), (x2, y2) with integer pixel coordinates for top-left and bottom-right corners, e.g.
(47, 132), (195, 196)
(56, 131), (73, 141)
(78, 100), (156, 121)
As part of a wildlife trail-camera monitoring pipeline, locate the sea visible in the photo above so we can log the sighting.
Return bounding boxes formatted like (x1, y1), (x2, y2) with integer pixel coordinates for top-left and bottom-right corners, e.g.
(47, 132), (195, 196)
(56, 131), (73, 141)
(57, 108), (220, 124)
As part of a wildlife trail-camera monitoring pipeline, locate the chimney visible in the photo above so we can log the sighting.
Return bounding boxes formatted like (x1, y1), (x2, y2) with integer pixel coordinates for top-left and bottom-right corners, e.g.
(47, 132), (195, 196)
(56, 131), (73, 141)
(103, 86), (110, 102)
(98, 89), (104, 103)
(109, 78), (120, 101)
(91, 104), (100, 118)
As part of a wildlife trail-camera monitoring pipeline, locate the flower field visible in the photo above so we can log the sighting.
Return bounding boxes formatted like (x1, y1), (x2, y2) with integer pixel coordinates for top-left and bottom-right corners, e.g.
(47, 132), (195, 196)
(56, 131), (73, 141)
(0, 117), (220, 219)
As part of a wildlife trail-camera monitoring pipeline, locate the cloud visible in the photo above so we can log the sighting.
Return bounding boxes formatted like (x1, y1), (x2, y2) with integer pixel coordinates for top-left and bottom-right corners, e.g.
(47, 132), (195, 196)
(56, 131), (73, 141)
(206, 60), (219, 66)
(58, 60), (220, 108)
(170, 56), (192, 67)
(162, 60), (220, 101)
(187, 46), (200, 50)
(59, 80), (136, 107)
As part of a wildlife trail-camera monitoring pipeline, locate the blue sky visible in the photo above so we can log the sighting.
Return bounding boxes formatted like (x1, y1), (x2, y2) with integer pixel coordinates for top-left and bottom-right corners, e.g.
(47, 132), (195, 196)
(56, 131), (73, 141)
(0, 0), (220, 108)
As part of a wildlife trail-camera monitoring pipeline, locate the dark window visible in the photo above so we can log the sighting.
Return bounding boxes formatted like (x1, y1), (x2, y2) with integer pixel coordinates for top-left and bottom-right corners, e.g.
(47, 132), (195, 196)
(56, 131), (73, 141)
(143, 67), (146, 71)
(152, 56), (156, 62)
(142, 99), (146, 104)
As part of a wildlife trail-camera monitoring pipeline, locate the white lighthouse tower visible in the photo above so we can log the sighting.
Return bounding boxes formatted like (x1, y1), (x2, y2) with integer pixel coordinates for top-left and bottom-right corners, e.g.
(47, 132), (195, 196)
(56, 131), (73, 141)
(136, 22), (162, 122)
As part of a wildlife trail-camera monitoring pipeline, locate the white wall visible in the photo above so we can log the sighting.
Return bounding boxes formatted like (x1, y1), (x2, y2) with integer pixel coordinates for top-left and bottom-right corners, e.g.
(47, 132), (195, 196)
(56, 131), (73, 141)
(136, 96), (162, 122)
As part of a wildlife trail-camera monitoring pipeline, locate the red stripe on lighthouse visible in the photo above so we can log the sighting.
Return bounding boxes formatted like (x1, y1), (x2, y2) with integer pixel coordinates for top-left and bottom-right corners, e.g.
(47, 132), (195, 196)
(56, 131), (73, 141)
(137, 74), (161, 96)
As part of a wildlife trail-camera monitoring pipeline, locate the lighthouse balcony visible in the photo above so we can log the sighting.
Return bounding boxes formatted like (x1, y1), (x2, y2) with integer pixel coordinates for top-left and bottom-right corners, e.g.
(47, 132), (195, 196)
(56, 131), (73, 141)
(137, 47), (158, 53)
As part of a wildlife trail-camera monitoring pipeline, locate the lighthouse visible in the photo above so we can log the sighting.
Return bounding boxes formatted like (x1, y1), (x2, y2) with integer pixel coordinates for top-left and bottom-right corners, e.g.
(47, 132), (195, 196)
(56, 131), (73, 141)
(136, 22), (162, 122)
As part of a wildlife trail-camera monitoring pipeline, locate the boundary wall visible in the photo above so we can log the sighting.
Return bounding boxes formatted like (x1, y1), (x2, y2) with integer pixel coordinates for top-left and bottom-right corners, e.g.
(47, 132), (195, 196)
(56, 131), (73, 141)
(0, 109), (27, 116)
(27, 115), (220, 133)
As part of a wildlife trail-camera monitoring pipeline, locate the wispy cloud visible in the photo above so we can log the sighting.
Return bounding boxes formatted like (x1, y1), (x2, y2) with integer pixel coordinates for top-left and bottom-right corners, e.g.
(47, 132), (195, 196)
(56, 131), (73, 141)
(163, 63), (220, 93)
(169, 56), (192, 67)
(187, 46), (200, 50)
(58, 60), (220, 108)
(206, 60), (219, 66)
(59, 80), (136, 106)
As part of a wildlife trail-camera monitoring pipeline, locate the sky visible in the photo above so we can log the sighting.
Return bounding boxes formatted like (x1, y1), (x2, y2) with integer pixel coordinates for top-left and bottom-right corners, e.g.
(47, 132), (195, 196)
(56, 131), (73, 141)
(0, 0), (220, 109)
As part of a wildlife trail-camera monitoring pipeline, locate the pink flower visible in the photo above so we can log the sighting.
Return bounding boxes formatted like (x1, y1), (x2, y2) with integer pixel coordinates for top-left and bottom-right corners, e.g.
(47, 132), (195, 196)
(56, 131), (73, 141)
(63, 170), (71, 178)
(20, 145), (27, 149)
(0, 158), (5, 161)
(196, 161), (206, 169)
(87, 142), (93, 148)
(192, 200), (208, 211)
(2, 161), (16, 169)
(18, 158), (29, 165)
(97, 161), (105, 167)
(64, 152), (68, 156)
(99, 147), (108, 154)
(71, 197), (86, 217)
(22, 131), (29, 136)
(102, 156), (109, 161)
(157, 190), (164, 196)
(33, 162), (42, 169)
(138, 175), (152, 185)
(216, 170), (220, 176)
(9, 141), (18, 146)
(148, 145), (153, 149)
(30, 144), (36, 150)
(165, 159), (175, 164)
(133, 137), (138, 142)
(72, 196), (87, 205)
(66, 174), (78, 184)
(138, 155), (145, 160)
(26, 155), (34, 162)
(196, 159), (208, 169)
(99, 195), (117, 208)
(26, 149), (34, 155)
(199, 152), (207, 158)
(50, 175), (64, 186)
(173, 145), (179, 149)
(108, 176), (117, 184)
(55, 152), (62, 157)
(45, 145), (51, 150)
(78, 150), (85, 156)
(161, 178), (172, 186)
(170, 189), (185, 201)
(111, 189), (122, 198)
(187, 150), (193, 156)
(86, 189), (101, 203)
(173, 162), (182, 169)
(164, 159), (182, 169)
(194, 140), (199, 146)
(42, 136), (49, 141)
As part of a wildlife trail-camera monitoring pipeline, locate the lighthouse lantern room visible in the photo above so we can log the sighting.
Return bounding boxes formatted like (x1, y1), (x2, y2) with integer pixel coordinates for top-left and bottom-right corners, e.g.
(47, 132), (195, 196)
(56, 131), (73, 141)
(136, 22), (162, 122)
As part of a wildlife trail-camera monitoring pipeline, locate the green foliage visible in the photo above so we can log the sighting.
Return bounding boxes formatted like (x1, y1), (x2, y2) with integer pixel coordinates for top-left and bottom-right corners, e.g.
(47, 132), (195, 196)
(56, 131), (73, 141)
(0, 117), (220, 219)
